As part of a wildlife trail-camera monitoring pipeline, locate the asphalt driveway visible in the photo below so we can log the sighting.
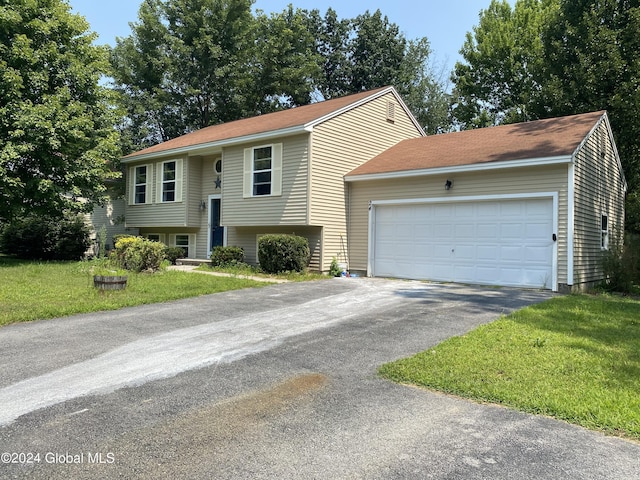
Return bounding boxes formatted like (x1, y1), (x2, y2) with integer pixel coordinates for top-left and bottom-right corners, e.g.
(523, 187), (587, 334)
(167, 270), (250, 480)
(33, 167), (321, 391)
(0, 278), (638, 479)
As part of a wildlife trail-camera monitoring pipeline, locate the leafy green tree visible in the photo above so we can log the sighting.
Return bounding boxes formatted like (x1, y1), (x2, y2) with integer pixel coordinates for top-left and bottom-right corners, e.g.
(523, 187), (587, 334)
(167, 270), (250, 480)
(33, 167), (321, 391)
(452, 0), (640, 230)
(0, 0), (120, 222)
(350, 10), (407, 92)
(308, 8), (450, 133)
(307, 8), (353, 100)
(111, 0), (255, 147)
(451, 0), (556, 129)
(397, 38), (451, 134)
(252, 6), (321, 111)
(543, 0), (640, 192)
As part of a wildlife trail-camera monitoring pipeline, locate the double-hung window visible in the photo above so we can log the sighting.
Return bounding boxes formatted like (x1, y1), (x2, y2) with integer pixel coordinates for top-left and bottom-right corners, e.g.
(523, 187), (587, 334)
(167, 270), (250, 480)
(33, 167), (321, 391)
(134, 166), (148, 204)
(162, 161), (177, 202)
(253, 147), (272, 196)
(243, 144), (282, 198)
(130, 165), (151, 205)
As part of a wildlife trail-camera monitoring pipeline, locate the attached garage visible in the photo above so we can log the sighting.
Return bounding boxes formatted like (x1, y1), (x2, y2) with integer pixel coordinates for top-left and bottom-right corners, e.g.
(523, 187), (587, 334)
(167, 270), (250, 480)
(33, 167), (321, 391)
(371, 195), (557, 289)
(346, 111), (627, 292)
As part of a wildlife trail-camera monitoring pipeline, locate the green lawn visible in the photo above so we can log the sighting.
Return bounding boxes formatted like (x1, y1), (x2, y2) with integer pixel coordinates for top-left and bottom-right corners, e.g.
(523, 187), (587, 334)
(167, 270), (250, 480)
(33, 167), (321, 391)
(197, 263), (329, 282)
(379, 294), (640, 440)
(0, 258), (266, 326)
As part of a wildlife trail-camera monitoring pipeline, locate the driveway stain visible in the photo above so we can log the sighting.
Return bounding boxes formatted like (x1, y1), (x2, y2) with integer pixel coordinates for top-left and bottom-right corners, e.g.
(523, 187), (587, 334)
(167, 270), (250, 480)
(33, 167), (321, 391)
(32, 374), (329, 479)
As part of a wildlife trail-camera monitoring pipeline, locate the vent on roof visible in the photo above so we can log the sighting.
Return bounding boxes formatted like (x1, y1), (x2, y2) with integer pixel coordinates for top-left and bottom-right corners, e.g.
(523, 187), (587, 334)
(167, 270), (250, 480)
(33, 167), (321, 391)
(386, 101), (395, 123)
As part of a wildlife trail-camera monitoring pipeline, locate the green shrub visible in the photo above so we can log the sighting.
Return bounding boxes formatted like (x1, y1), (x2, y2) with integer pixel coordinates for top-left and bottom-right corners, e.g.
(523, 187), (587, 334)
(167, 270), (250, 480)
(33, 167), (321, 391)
(329, 257), (341, 277)
(600, 233), (640, 293)
(210, 246), (245, 267)
(0, 214), (90, 260)
(164, 246), (186, 265)
(114, 236), (165, 272)
(257, 234), (310, 274)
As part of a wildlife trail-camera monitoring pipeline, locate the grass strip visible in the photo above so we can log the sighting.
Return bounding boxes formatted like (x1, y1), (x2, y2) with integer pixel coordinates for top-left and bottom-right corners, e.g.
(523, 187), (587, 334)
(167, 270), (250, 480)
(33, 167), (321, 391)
(0, 258), (265, 326)
(379, 294), (640, 440)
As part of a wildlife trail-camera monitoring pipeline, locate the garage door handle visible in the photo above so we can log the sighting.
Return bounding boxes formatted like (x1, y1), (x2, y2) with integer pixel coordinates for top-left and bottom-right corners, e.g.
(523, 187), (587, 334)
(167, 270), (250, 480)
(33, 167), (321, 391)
(552, 234), (557, 242)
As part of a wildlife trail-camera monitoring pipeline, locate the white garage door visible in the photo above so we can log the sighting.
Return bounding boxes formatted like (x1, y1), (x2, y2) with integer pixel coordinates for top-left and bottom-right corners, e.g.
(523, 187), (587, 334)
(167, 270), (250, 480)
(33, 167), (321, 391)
(373, 198), (554, 289)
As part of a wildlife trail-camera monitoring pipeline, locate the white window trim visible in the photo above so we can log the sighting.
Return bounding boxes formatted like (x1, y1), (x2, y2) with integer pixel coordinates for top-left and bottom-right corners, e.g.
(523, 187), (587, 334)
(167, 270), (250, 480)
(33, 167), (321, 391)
(129, 164), (152, 205)
(169, 233), (195, 258)
(243, 143), (282, 198)
(156, 159), (183, 203)
(601, 214), (609, 250)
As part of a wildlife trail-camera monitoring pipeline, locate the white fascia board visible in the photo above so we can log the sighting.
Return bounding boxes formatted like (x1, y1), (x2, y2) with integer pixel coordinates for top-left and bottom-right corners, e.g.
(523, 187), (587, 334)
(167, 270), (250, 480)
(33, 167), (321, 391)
(121, 125), (312, 163)
(345, 155), (573, 182)
(305, 87), (426, 137)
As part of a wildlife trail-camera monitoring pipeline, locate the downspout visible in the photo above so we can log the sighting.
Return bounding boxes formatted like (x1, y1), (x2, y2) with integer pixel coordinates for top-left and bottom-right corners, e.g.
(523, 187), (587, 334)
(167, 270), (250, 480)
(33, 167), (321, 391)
(567, 161), (575, 289)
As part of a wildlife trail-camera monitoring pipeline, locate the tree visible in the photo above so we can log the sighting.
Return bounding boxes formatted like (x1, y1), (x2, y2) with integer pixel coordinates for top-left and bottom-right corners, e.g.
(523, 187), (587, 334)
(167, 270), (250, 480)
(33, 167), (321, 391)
(252, 6), (321, 112)
(307, 8), (353, 100)
(451, 0), (640, 230)
(450, 0), (556, 129)
(308, 8), (450, 133)
(110, 0), (256, 148)
(543, 0), (640, 192)
(0, 0), (120, 222)
(350, 10), (407, 92)
(397, 38), (451, 134)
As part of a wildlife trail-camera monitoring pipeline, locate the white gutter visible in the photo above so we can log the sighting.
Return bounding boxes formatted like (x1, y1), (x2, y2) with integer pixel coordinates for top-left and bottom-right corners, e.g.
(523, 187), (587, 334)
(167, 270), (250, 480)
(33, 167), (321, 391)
(345, 155), (573, 182)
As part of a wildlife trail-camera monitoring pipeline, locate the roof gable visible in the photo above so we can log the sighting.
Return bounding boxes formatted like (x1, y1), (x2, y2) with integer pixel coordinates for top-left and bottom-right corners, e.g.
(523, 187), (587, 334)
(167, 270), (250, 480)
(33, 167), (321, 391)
(124, 86), (421, 161)
(347, 111), (607, 178)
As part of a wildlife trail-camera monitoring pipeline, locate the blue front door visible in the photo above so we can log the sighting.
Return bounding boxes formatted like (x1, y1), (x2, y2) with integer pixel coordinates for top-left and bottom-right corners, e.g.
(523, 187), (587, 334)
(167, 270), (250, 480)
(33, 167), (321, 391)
(210, 198), (224, 250)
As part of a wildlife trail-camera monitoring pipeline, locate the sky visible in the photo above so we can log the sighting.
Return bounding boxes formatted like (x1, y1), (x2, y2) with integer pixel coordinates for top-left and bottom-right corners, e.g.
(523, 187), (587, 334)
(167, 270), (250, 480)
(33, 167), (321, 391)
(67, 0), (505, 75)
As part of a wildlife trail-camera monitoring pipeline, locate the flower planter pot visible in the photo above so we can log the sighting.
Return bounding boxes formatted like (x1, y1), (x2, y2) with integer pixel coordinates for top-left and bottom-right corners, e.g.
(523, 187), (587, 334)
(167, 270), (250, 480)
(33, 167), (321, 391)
(93, 275), (128, 291)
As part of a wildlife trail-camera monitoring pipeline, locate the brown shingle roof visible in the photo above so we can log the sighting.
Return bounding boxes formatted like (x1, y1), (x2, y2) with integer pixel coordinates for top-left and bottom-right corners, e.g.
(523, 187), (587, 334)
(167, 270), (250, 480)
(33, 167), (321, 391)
(124, 87), (391, 160)
(347, 111), (605, 177)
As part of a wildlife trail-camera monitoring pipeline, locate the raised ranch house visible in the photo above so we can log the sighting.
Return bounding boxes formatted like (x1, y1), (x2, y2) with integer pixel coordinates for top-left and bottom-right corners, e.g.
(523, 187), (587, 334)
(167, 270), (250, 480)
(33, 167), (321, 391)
(118, 86), (626, 292)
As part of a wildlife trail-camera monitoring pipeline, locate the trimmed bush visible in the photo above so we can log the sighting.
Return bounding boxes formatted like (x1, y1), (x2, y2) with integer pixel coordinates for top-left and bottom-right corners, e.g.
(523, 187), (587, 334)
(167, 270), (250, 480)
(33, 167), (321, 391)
(258, 234), (310, 274)
(0, 214), (90, 260)
(164, 246), (186, 265)
(210, 246), (245, 267)
(114, 236), (165, 272)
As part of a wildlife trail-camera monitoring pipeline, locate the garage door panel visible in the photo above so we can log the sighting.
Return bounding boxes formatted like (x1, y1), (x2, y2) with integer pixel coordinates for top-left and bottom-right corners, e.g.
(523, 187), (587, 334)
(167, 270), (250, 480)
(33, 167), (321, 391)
(501, 223), (526, 238)
(373, 198), (553, 289)
(525, 245), (552, 263)
(477, 245), (499, 261)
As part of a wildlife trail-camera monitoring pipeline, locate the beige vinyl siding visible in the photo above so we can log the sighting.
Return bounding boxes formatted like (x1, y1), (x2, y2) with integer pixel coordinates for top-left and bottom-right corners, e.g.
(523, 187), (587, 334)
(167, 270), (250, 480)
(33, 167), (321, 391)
(125, 156), (188, 228)
(310, 92), (423, 271)
(348, 165), (569, 284)
(86, 199), (139, 254)
(222, 134), (310, 226)
(572, 120), (626, 286)
(227, 226), (322, 270)
(195, 155), (222, 259)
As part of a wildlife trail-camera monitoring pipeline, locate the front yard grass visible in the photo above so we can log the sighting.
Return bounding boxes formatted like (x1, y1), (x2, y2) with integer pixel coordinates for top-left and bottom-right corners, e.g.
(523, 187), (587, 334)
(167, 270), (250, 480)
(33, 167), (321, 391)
(197, 262), (328, 282)
(0, 257), (265, 326)
(379, 294), (640, 440)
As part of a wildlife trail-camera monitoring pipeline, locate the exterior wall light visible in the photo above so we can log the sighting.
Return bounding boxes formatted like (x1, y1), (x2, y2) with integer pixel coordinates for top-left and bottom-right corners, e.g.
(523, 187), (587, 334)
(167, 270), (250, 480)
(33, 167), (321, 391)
(445, 179), (453, 190)
(199, 200), (206, 211)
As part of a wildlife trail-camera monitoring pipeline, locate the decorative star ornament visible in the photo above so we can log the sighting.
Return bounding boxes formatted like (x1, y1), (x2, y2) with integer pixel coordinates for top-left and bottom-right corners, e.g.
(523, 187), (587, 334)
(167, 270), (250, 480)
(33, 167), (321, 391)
(215, 176), (221, 189)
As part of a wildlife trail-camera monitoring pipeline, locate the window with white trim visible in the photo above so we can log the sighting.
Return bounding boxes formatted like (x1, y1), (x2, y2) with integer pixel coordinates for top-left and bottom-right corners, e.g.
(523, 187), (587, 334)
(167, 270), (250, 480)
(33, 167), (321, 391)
(253, 147), (272, 196)
(134, 165), (148, 204)
(601, 215), (609, 250)
(161, 160), (177, 202)
(243, 144), (282, 198)
(174, 234), (190, 257)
